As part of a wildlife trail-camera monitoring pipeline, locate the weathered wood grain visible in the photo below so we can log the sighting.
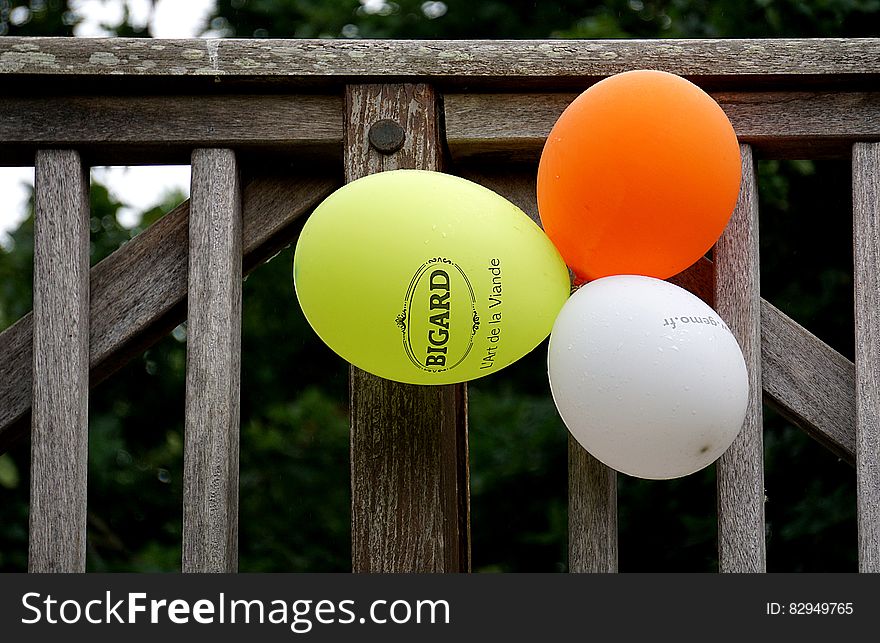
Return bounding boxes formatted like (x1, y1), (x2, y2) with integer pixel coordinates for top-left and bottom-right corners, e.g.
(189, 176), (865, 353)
(568, 435), (618, 573)
(853, 142), (880, 572)
(0, 172), (338, 454)
(0, 94), (342, 166)
(28, 150), (90, 573)
(713, 145), (766, 573)
(182, 150), (242, 573)
(347, 84), (470, 573)
(1, 38), (878, 90)
(761, 300), (856, 463)
(3, 91), (879, 166)
(445, 92), (880, 162)
(455, 169), (856, 463)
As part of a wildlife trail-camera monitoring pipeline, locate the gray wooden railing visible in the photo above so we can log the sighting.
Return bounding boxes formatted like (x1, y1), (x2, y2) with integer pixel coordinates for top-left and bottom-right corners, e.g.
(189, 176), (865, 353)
(0, 37), (878, 573)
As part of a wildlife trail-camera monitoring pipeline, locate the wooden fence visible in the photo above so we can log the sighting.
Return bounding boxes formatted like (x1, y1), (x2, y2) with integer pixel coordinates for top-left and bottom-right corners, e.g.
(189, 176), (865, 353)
(0, 37), (878, 573)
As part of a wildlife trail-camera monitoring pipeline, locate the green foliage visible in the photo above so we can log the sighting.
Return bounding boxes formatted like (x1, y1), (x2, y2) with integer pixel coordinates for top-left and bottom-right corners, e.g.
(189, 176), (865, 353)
(209, 0), (880, 40)
(468, 385), (568, 571)
(0, 0), (78, 37)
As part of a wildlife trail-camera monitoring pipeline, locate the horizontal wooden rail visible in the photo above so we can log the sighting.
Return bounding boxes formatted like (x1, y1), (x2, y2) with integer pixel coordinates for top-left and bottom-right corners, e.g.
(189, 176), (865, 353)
(1, 38), (879, 90)
(446, 92), (880, 161)
(0, 172), (337, 453)
(0, 95), (341, 166)
(2, 91), (879, 165)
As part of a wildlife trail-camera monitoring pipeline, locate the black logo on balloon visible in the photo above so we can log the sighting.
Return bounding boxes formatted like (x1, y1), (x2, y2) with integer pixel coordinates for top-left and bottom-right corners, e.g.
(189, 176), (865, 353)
(398, 257), (479, 372)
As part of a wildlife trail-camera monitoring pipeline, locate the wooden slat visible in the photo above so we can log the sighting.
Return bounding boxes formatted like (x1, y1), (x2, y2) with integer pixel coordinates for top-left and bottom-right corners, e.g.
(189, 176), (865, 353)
(182, 149), (242, 573)
(0, 94), (342, 166)
(761, 301), (856, 463)
(28, 150), (90, 572)
(453, 169), (856, 463)
(0, 172), (338, 454)
(568, 436), (617, 572)
(713, 145), (766, 572)
(347, 83), (470, 572)
(445, 92), (880, 162)
(1, 38), (878, 90)
(3, 91), (879, 166)
(853, 141), (880, 572)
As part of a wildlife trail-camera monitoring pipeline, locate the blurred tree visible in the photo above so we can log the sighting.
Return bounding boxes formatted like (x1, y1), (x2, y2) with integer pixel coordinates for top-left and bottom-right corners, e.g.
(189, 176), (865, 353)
(209, 0), (880, 39)
(1, 0), (869, 572)
(0, 0), (77, 36)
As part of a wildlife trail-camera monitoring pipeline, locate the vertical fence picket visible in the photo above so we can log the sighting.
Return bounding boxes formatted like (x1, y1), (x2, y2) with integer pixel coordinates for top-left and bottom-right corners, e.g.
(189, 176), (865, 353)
(853, 141), (880, 573)
(714, 144), (766, 572)
(568, 438), (618, 572)
(346, 84), (470, 572)
(183, 149), (242, 573)
(29, 150), (90, 572)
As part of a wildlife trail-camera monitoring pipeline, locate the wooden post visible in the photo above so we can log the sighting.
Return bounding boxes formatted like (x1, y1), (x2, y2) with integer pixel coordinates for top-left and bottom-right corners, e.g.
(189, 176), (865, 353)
(714, 144), (766, 572)
(568, 437), (618, 572)
(183, 149), (242, 573)
(346, 84), (470, 572)
(29, 150), (90, 572)
(853, 141), (880, 573)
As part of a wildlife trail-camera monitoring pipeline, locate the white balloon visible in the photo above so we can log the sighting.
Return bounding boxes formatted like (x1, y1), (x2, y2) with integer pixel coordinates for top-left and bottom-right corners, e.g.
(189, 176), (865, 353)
(548, 275), (748, 480)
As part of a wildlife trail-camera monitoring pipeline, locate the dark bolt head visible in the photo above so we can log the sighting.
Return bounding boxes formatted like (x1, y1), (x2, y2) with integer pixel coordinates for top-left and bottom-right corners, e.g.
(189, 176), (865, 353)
(368, 119), (406, 154)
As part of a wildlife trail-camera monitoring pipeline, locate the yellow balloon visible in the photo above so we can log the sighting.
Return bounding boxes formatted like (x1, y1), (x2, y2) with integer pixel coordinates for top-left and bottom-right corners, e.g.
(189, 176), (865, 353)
(294, 170), (570, 385)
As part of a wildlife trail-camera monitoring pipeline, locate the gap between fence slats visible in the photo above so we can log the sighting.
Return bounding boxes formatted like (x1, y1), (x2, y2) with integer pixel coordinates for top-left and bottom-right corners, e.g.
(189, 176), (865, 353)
(0, 174), (337, 454)
(713, 145), (766, 572)
(852, 141), (880, 573)
(182, 149), (242, 573)
(28, 150), (90, 573)
(346, 83), (470, 572)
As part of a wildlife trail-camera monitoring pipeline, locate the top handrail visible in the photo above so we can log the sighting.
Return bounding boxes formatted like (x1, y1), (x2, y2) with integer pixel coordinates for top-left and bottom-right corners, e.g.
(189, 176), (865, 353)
(1, 37), (879, 90)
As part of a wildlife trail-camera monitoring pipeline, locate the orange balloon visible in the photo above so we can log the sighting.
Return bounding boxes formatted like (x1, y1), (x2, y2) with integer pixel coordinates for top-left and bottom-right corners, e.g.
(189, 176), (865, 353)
(537, 70), (741, 282)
